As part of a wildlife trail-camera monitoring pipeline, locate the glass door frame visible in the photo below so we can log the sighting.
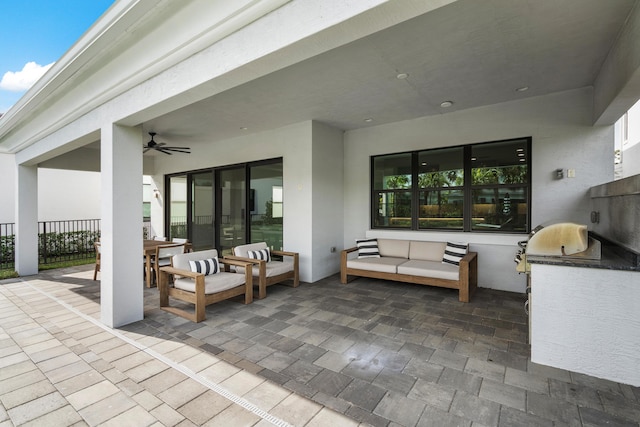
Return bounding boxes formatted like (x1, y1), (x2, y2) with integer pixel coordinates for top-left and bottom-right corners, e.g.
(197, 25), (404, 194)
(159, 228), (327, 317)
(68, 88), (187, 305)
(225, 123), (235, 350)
(164, 157), (283, 251)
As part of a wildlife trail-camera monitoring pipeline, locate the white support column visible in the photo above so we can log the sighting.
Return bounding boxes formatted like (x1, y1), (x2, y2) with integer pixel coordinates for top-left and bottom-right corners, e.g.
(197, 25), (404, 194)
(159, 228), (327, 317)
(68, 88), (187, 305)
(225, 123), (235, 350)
(15, 164), (39, 275)
(100, 124), (144, 327)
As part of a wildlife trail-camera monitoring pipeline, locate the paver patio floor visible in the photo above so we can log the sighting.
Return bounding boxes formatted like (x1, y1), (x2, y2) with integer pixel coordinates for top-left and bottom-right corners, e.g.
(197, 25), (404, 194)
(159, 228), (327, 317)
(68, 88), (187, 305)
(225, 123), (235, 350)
(1, 265), (638, 426)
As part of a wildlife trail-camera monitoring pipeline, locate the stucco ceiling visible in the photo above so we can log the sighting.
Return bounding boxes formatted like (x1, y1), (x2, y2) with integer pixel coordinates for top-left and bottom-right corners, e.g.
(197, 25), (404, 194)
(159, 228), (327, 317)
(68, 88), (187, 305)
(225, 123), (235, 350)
(142, 0), (638, 146)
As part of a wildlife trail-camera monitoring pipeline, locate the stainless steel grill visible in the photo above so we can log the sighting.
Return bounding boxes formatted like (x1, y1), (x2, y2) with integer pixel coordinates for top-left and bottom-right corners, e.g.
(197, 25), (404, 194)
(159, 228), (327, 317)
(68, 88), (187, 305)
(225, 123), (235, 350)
(515, 222), (601, 321)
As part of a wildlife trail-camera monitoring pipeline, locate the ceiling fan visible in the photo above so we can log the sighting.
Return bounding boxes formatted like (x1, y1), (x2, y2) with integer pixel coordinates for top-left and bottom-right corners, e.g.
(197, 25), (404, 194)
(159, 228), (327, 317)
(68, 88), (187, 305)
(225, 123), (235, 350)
(143, 132), (190, 155)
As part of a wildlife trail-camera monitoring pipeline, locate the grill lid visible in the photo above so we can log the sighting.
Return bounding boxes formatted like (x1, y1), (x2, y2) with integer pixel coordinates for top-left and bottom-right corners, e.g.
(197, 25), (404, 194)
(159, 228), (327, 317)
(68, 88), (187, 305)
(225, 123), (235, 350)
(526, 222), (588, 256)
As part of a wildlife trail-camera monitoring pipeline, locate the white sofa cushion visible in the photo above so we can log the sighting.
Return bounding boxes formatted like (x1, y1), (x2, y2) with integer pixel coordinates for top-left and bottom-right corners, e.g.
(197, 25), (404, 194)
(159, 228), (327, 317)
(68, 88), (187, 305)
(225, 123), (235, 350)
(377, 239), (410, 259)
(397, 260), (460, 281)
(409, 241), (446, 261)
(347, 257), (407, 274)
(174, 272), (246, 294)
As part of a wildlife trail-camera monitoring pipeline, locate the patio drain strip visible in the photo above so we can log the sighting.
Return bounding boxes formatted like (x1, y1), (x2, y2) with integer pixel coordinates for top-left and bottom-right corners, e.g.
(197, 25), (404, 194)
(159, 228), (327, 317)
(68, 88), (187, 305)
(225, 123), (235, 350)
(21, 279), (293, 427)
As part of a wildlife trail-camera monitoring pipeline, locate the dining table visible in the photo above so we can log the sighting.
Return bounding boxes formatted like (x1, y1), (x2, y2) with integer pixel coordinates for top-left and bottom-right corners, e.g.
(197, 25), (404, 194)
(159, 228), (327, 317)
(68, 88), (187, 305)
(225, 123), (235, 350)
(143, 240), (191, 287)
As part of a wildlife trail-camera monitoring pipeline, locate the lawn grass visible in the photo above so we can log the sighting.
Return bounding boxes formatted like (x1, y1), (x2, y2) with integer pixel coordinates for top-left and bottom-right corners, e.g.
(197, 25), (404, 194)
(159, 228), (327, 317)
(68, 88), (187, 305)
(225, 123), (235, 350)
(0, 257), (95, 280)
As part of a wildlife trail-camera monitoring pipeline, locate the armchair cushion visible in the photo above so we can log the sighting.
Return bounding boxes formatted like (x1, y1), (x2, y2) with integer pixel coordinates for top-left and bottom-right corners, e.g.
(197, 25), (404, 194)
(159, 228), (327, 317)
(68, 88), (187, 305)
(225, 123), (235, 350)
(233, 242), (268, 258)
(189, 257), (220, 275)
(173, 249), (219, 270)
(174, 272), (245, 294)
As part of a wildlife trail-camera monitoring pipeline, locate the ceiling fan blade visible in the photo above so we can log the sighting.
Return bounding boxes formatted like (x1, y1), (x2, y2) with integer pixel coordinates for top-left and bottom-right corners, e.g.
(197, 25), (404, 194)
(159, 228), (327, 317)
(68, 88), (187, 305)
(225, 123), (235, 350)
(166, 150), (191, 154)
(142, 132), (190, 155)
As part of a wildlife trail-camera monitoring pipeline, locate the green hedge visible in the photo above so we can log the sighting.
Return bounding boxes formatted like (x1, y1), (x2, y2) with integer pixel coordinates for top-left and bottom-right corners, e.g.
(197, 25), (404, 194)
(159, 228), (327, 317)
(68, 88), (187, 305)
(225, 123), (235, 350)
(39, 230), (100, 259)
(0, 230), (101, 264)
(0, 235), (14, 265)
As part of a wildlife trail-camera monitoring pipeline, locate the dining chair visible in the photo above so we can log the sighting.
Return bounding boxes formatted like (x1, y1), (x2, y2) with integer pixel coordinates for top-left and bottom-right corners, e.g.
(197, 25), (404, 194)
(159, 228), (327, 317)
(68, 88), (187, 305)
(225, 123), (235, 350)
(154, 236), (168, 241)
(93, 242), (101, 280)
(172, 238), (188, 243)
(150, 243), (185, 286)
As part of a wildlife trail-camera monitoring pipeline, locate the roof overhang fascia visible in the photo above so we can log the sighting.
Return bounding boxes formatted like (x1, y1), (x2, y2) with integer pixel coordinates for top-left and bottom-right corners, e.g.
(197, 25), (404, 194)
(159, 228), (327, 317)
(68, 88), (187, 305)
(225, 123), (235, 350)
(0, 0), (293, 154)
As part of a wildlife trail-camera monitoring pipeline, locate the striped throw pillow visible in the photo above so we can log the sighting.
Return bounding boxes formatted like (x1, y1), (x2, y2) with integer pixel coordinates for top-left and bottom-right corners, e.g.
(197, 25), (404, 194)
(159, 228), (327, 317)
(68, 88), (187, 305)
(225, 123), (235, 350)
(442, 242), (468, 266)
(247, 248), (271, 262)
(356, 238), (380, 258)
(189, 257), (220, 275)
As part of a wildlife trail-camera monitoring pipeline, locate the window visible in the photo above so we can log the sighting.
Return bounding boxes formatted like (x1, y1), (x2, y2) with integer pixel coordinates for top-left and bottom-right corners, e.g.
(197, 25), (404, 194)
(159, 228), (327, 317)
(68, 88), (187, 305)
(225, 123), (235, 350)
(418, 147), (464, 229)
(372, 153), (412, 228)
(142, 180), (152, 221)
(372, 138), (530, 233)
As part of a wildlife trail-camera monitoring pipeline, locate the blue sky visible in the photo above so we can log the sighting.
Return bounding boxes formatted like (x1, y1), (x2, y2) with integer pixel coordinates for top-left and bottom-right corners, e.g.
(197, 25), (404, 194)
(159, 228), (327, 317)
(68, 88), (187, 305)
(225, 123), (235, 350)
(0, 1), (115, 114)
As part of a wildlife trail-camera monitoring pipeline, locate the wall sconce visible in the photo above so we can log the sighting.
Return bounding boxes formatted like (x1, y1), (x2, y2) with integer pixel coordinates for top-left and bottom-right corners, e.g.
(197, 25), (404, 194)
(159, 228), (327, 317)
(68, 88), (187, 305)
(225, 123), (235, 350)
(555, 169), (564, 179)
(153, 189), (160, 198)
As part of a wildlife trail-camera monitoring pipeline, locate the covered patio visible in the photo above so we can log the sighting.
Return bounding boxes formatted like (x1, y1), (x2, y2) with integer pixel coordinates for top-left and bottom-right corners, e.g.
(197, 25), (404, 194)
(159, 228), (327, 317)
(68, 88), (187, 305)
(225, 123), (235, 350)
(2, 1), (640, 424)
(2, 267), (638, 426)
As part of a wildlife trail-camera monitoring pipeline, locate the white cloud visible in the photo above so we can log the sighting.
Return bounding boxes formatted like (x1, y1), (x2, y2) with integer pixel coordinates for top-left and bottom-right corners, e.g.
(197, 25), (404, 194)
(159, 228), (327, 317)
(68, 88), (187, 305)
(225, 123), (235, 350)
(0, 61), (54, 92)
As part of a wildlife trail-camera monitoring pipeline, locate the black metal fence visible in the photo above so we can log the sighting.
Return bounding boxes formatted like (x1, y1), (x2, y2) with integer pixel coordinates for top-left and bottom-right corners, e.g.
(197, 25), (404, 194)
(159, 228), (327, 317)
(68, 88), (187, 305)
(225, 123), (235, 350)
(0, 223), (15, 270)
(0, 219), (101, 270)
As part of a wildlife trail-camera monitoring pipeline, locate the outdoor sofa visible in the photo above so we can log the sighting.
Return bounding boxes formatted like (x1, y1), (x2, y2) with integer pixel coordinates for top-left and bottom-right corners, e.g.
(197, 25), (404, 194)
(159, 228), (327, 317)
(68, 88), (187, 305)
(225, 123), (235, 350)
(341, 238), (477, 302)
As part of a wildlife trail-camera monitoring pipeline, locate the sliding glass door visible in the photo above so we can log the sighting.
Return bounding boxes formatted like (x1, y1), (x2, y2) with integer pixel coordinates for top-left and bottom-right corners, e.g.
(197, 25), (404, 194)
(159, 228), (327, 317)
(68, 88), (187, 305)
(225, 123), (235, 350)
(249, 162), (283, 250)
(191, 172), (214, 251)
(168, 175), (187, 241)
(217, 167), (246, 255)
(166, 158), (282, 254)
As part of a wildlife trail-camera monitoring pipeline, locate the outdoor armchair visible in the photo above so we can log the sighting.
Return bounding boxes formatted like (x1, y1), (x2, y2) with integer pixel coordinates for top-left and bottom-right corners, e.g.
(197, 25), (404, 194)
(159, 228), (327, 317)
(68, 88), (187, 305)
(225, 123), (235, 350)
(159, 249), (253, 322)
(227, 242), (299, 299)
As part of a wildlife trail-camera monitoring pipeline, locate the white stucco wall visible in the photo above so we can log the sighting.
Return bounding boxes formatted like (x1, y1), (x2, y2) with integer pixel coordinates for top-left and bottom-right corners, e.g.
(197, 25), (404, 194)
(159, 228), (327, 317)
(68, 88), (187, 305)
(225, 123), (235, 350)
(37, 169), (101, 221)
(148, 120), (345, 283)
(0, 154), (15, 223)
(151, 121), (317, 283)
(0, 154), (101, 223)
(343, 88), (613, 293)
(311, 121), (345, 281)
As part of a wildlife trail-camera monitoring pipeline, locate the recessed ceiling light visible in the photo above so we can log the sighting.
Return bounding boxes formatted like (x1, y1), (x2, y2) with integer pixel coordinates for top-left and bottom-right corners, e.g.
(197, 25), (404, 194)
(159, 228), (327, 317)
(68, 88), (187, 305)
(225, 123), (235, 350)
(518, 153), (525, 157)
(516, 148), (524, 152)
(364, 118), (374, 123)
(519, 158), (526, 162)
(240, 127), (248, 130)
(396, 73), (409, 80)
(440, 101), (454, 108)
(471, 157), (477, 161)
(516, 86), (529, 92)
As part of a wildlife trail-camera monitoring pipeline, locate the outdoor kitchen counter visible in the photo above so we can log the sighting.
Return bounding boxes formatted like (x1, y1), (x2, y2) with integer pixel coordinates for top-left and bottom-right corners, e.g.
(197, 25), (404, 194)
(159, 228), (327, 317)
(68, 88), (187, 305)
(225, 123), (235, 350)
(528, 235), (640, 387)
(526, 233), (640, 271)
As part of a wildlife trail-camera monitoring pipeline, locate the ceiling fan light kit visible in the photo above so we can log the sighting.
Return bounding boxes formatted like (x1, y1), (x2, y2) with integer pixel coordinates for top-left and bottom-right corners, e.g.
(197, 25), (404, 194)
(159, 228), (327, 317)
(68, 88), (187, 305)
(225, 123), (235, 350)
(143, 132), (190, 155)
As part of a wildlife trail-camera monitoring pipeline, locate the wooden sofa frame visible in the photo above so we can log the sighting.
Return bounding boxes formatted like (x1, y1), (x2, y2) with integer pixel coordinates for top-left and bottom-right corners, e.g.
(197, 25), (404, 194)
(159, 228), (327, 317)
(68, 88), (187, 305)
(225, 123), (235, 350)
(340, 247), (478, 302)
